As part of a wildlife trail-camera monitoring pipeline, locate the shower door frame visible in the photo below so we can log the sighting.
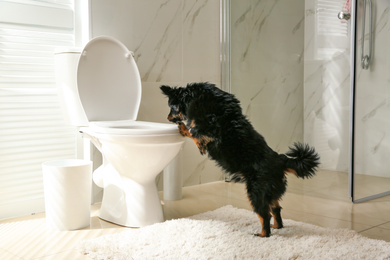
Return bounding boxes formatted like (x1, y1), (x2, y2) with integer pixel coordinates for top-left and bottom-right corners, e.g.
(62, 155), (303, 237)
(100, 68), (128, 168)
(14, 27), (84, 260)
(349, 0), (390, 203)
(220, 0), (230, 93)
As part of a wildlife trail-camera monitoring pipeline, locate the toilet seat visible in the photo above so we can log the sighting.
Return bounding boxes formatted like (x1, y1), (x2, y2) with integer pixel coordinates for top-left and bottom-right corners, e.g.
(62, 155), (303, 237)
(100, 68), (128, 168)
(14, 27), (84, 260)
(87, 120), (180, 135)
(76, 36), (178, 137)
(77, 36), (141, 123)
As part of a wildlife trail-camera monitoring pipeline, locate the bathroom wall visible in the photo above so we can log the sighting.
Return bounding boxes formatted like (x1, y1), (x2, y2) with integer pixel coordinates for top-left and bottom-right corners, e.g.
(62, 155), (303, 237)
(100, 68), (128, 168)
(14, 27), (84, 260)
(89, 0), (225, 188)
(303, 0), (350, 171)
(230, 0), (305, 153)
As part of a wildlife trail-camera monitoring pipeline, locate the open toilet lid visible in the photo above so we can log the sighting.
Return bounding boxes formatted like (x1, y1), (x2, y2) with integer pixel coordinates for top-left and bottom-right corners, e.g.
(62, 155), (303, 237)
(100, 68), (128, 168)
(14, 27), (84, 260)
(77, 36), (141, 122)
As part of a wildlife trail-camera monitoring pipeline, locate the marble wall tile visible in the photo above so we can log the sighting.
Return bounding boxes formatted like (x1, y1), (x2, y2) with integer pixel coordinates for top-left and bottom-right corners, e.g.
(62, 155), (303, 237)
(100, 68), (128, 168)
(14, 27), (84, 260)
(230, 0), (305, 153)
(90, 0), (183, 82)
(182, 0), (221, 83)
(90, 0), (224, 188)
(91, 0), (220, 84)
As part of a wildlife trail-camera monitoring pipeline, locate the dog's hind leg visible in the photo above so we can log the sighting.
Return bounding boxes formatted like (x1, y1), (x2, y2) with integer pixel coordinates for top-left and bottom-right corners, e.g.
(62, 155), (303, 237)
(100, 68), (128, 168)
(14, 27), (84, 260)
(247, 185), (272, 237)
(254, 208), (271, 237)
(270, 200), (283, 229)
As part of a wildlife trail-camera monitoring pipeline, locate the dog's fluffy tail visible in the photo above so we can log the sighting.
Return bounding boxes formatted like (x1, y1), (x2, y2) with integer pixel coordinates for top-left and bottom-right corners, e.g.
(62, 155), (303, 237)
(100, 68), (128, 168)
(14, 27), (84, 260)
(283, 142), (320, 179)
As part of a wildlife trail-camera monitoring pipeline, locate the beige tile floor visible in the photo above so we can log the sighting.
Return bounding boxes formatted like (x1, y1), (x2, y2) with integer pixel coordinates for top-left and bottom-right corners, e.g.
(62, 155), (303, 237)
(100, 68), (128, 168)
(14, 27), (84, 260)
(0, 169), (390, 259)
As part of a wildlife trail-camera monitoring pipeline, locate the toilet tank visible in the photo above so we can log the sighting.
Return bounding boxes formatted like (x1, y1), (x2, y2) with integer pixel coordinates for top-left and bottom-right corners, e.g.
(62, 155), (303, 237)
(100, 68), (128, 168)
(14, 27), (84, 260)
(54, 48), (89, 127)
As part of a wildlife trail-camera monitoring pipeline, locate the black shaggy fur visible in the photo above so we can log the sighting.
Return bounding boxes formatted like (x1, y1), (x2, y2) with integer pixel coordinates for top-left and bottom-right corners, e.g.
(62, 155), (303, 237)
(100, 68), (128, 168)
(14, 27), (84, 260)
(160, 82), (320, 237)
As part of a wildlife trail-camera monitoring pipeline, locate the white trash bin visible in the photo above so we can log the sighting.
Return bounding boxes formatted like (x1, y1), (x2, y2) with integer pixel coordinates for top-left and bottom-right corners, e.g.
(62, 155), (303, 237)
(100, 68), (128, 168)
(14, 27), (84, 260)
(42, 159), (92, 231)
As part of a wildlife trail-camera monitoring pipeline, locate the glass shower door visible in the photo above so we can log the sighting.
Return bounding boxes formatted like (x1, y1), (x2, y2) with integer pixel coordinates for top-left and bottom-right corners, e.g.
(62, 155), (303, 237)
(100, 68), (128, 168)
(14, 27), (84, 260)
(351, 0), (390, 202)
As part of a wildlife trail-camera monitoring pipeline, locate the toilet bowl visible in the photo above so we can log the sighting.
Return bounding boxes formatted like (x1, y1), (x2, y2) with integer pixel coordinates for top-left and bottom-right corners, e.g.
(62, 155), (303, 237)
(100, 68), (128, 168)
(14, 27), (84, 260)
(55, 36), (184, 227)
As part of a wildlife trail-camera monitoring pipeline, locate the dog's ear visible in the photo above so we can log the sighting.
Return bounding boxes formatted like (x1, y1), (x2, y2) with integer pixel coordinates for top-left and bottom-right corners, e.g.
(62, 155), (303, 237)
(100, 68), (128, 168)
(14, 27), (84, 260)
(160, 85), (172, 96)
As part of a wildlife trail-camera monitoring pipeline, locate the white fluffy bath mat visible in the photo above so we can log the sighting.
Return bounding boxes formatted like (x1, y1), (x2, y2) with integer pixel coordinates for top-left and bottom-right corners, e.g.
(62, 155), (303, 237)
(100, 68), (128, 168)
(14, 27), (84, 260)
(80, 205), (390, 259)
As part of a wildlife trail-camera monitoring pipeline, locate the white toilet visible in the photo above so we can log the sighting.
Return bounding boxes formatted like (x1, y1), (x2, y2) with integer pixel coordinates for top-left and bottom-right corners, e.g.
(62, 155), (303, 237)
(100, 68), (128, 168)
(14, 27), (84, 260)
(54, 36), (184, 227)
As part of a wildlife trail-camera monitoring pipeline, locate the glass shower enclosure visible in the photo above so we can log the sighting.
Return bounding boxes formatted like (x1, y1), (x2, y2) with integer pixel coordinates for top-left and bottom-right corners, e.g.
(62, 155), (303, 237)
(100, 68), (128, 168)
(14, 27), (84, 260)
(222, 0), (390, 202)
(350, 0), (390, 202)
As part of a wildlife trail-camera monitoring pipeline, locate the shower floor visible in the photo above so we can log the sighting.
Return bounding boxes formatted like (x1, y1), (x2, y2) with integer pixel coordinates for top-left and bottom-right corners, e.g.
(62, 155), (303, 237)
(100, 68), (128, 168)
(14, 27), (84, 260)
(287, 168), (390, 202)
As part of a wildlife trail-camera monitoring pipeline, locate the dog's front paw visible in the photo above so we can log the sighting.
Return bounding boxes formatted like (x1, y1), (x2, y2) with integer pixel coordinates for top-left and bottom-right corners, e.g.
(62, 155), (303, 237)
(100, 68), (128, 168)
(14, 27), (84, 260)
(177, 122), (191, 137)
(198, 142), (207, 155)
(192, 138), (207, 155)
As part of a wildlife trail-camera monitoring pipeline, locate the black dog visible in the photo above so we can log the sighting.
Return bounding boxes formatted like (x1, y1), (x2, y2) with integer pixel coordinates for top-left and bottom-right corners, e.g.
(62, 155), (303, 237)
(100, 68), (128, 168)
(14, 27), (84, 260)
(160, 82), (320, 237)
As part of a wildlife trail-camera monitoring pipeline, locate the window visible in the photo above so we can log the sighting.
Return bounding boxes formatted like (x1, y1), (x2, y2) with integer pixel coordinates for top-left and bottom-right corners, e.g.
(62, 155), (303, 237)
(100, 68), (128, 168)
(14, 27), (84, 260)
(0, 0), (77, 219)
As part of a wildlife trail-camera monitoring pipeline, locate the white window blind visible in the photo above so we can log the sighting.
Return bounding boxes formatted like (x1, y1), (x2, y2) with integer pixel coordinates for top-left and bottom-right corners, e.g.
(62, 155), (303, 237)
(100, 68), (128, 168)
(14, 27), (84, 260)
(0, 0), (77, 219)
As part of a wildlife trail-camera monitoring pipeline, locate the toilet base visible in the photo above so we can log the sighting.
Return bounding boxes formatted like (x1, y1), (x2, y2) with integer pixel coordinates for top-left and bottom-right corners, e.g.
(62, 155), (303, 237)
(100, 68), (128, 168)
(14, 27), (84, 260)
(99, 177), (164, 227)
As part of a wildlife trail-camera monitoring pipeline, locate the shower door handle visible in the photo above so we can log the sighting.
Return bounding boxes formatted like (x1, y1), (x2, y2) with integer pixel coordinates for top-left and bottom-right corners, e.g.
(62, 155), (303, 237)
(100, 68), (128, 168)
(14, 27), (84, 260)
(361, 0), (373, 70)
